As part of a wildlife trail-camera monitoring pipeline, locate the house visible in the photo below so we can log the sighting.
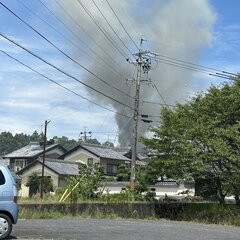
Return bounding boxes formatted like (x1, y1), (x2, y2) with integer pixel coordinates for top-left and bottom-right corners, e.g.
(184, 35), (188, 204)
(3, 141), (67, 172)
(150, 178), (195, 200)
(58, 143), (131, 176)
(17, 158), (79, 197)
(0, 156), (9, 166)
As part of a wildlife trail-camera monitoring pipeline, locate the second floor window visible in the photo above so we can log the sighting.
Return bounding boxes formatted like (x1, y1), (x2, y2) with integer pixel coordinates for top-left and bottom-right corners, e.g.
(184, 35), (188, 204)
(87, 158), (93, 166)
(15, 159), (26, 171)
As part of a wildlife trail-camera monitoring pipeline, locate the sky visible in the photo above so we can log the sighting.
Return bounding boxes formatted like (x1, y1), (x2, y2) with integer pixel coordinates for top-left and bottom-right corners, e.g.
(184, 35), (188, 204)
(0, 0), (239, 147)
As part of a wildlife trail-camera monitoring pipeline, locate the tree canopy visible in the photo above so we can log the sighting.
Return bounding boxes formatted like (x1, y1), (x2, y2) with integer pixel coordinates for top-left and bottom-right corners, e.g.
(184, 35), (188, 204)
(141, 77), (240, 204)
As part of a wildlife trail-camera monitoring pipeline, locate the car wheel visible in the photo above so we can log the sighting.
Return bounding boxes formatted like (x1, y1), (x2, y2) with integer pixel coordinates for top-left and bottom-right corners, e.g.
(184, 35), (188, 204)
(0, 214), (12, 239)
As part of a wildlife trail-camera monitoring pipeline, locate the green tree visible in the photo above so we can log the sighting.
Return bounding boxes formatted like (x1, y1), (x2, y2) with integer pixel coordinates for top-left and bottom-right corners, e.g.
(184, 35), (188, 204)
(141, 77), (240, 204)
(116, 164), (130, 181)
(65, 163), (104, 201)
(53, 136), (78, 150)
(102, 141), (114, 147)
(30, 131), (43, 142)
(26, 172), (53, 197)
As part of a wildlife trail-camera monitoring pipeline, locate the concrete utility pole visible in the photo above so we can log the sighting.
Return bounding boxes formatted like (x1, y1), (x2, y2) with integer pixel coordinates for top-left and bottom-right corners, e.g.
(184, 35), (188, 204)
(40, 120), (51, 199)
(128, 40), (157, 200)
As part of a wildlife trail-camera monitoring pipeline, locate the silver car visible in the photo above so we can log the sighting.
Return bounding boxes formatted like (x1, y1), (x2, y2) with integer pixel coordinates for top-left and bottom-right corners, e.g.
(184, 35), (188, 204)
(0, 165), (18, 239)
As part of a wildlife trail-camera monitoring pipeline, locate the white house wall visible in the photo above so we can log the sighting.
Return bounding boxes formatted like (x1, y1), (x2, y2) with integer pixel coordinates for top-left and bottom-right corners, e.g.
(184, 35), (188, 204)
(46, 148), (65, 158)
(20, 163), (59, 197)
(63, 148), (100, 164)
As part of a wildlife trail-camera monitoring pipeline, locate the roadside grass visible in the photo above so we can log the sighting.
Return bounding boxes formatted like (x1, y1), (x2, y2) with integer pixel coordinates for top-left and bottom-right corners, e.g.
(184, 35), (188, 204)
(177, 203), (240, 226)
(18, 201), (240, 226)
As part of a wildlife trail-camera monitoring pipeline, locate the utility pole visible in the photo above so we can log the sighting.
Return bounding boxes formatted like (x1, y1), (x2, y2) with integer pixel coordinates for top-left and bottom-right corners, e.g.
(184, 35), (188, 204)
(128, 40), (157, 200)
(80, 127), (92, 143)
(40, 120), (51, 199)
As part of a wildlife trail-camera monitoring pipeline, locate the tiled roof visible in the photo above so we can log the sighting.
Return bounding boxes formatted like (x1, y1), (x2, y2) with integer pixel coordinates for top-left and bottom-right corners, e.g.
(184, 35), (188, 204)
(41, 159), (79, 175)
(4, 142), (64, 158)
(60, 143), (131, 162)
(80, 144), (130, 161)
(17, 158), (79, 176)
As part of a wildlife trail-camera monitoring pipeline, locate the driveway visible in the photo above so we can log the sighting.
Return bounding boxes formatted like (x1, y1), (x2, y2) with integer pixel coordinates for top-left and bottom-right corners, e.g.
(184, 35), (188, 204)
(11, 218), (240, 240)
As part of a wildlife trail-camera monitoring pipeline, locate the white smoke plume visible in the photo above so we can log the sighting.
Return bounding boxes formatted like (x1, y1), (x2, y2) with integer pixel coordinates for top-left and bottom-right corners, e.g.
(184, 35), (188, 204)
(55, 0), (216, 146)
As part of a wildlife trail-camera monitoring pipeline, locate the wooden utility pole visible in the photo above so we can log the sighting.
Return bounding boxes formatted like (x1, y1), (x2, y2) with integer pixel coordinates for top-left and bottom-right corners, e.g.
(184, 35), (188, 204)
(40, 120), (50, 199)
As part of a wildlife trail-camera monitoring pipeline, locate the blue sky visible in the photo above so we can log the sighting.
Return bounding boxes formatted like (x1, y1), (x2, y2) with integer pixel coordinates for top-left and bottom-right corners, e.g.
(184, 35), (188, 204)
(0, 0), (239, 146)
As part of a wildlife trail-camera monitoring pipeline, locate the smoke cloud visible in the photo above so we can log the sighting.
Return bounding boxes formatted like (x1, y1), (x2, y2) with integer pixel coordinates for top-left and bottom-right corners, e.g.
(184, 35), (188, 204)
(56, 0), (216, 146)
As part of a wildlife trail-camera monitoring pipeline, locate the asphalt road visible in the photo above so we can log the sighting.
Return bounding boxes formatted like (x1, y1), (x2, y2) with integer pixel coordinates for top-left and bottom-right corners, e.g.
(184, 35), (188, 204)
(10, 218), (240, 240)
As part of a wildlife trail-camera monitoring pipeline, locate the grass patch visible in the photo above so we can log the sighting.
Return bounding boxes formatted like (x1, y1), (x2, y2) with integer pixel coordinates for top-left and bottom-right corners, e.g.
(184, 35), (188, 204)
(177, 203), (240, 226)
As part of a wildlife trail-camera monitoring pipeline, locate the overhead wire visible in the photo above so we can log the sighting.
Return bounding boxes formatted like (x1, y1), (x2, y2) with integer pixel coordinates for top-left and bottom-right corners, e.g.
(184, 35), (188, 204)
(105, 0), (139, 50)
(76, 0), (129, 59)
(50, 0), (130, 79)
(91, 0), (134, 58)
(0, 49), (132, 119)
(16, 0), (125, 81)
(117, 0), (143, 42)
(148, 55), (236, 80)
(0, 2), (134, 101)
(152, 82), (169, 107)
(142, 100), (175, 108)
(0, 33), (133, 111)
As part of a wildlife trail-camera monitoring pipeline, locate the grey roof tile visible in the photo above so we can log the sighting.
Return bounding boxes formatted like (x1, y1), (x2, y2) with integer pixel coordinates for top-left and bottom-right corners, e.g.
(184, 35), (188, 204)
(40, 159), (79, 175)
(81, 144), (130, 161)
(4, 142), (62, 158)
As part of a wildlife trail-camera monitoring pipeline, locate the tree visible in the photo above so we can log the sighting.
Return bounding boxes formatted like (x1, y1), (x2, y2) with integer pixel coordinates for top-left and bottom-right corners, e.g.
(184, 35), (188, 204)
(65, 163), (104, 201)
(102, 141), (114, 147)
(30, 131), (43, 142)
(116, 164), (130, 181)
(26, 172), (53, 197)
(53, 136), (78, 150)
(141, 77), (240, 204)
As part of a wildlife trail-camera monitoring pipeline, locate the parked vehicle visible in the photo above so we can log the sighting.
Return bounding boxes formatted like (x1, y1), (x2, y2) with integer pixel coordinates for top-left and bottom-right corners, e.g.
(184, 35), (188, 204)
(0, 165), (18, 239)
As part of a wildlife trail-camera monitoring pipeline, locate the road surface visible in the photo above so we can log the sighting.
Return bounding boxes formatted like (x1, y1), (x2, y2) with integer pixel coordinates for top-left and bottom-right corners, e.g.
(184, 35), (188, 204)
(10, 218), (240, 240)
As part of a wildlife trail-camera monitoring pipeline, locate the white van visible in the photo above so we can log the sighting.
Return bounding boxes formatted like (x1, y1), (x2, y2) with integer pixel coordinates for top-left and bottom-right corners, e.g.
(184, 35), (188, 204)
(0, 165), (18, 239)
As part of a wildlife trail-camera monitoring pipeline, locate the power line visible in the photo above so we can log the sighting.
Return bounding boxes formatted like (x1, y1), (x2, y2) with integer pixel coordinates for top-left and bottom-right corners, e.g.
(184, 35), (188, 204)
(16, 0), (128, 82)
(149, 55), (236, 80)
(0, 49), (131, 119)
(142, 100), (175, 107)
(91, 0), (134, 57)
(49, 0), (130, 79)
(105, 0), (139, 50)
(0, 33), (134, 111)
(152, 83), (169, 107)
(0, 2), (134, 100)
(76, 0), (129, 59)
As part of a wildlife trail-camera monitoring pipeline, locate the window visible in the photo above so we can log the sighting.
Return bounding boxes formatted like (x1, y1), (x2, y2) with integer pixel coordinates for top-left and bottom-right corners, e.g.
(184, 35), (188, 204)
(15, 159), (26, 172)
(0, 170), (5, 185)
(107, 164), (118, 175)
(87, 158), (93, 166)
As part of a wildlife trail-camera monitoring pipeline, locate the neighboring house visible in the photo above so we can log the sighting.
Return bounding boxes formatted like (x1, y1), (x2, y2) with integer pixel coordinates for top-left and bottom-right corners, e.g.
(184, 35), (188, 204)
(59, 143), (131, 176)
(0, 156), (9, 166)
(3, 141), (67, 173)
(122, 149), (149, 166)
(98, 181), (129, 194)
(17, 158), (79, 197)
(151, 178), (195, 199)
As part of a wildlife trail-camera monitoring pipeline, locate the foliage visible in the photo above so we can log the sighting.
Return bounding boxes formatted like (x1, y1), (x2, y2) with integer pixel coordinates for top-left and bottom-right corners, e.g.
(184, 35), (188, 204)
(0, 131), (44, 155)
(53, 136), (79, 151)
(26, 172), (54, 197)
(64, 163), (104, 202)
(141, 77), (240, 204)
(102, 141), (114, 147)
(178, 203), (240, 226)
(116, 164), (130, 181)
